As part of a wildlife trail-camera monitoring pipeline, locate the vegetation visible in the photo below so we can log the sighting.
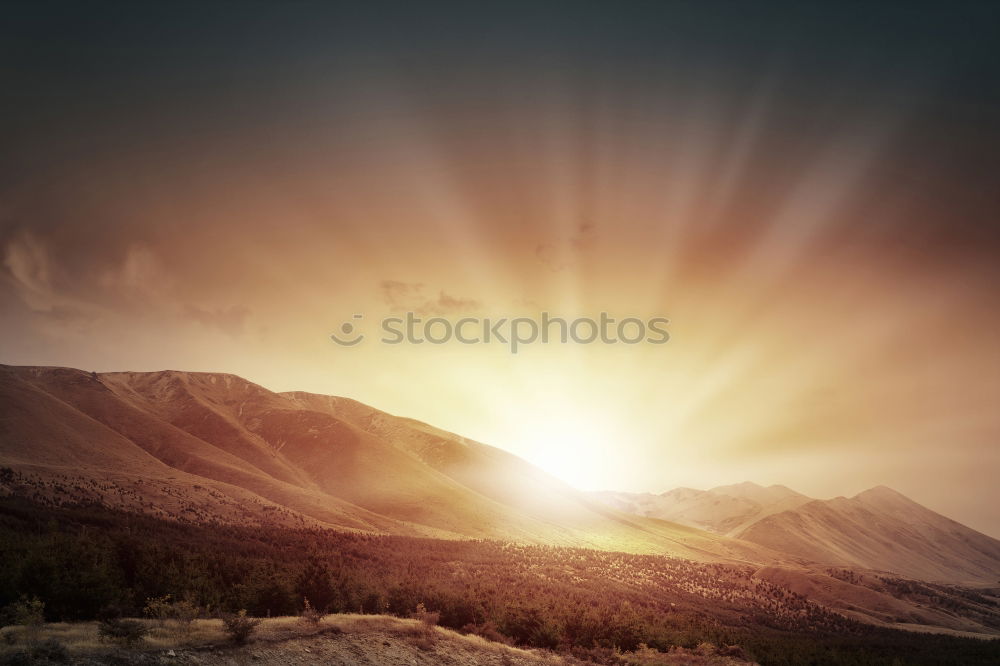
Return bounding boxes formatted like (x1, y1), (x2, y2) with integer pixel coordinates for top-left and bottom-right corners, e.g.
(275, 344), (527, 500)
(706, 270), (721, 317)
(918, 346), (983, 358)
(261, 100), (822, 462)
(96, 618), (149, 647)
(299, 597), (325, 626)
(0, 497), (998, 664)
(142, 594), (200, 637)
(0, 599), (44, 648)
(1, 637), (69, 664)
(221, 609), (261, 644)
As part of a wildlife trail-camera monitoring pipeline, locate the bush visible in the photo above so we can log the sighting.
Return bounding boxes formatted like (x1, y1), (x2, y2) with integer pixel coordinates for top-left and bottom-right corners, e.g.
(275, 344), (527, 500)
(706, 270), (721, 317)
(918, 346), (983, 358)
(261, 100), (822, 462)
(460, 621), (509, 644)
(404, 603), (440, 651)
(171, 599), (200, 635)
(221, 610), (261, 644)
(98, 618), (150, 647)
(299, 597), (325, 626)
(30, 638), (69, 663)
(143, 595), (200, 635)
(143, 595), (173, 627)
(410, 602), (439, 627)
(2, 598), (44, 646)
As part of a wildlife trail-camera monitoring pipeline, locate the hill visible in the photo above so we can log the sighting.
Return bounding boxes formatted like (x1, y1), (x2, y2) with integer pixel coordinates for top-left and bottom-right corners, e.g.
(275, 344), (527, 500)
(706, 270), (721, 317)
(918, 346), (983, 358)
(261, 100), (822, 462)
(591, 481), (1000, 584)
(3, 362), (998, 592)
(589, 482), (812, 536)
(736, 487), (1000, 584)
(0, 613), (757, 666)
(0, 364), (780, 565)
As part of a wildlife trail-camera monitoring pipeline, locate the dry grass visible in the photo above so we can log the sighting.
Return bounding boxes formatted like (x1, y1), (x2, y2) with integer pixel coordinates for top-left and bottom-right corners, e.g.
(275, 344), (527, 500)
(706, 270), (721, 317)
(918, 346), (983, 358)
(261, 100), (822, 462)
(0, 618), (226, 655)
(0, 615), (436, 655)
(0, 616), (749, 665)
(0, 615), (577, 664)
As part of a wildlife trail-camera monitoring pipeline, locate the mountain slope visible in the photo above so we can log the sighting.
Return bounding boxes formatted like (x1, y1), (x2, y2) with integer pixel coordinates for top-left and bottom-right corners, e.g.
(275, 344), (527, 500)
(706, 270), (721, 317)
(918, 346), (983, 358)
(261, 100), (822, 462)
(0, 364), (783, 565)
(590, 482), (812, 536)
(590, 481), (1000, 583)
(737, 487), (1000, 584)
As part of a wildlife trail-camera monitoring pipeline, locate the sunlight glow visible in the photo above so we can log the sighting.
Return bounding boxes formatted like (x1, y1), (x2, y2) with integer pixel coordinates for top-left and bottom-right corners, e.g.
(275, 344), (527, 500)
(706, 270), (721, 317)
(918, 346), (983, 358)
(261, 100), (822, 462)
(508, 404), (621, 490)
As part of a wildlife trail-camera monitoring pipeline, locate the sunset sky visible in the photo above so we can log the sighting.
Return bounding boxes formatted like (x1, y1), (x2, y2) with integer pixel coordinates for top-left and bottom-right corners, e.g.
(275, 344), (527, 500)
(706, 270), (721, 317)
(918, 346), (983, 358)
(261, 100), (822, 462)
(2, 2), (999, 536)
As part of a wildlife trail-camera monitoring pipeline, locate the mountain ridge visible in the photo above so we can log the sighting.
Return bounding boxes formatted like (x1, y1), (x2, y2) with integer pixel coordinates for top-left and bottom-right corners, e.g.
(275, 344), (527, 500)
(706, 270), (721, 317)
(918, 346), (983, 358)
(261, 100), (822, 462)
(0, 364), (787, 566)
(2, 364), (998, 585)
(590, 481), (1000, 584)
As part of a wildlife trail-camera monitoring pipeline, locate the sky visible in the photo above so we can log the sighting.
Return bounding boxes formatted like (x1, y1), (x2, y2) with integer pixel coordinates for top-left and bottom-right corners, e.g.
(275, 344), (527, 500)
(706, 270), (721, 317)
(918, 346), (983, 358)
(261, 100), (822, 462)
(2, 2), (1000, 536)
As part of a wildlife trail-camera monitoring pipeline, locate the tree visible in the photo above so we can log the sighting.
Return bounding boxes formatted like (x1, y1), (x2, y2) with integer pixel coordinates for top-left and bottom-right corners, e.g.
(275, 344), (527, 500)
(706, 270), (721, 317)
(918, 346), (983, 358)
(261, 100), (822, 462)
(295, 559), (336, 612)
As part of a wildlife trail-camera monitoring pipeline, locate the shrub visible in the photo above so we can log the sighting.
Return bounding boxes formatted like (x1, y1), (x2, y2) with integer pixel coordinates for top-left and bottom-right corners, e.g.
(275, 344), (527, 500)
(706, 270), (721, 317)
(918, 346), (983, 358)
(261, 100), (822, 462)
(98, 618), (150, 647)
(410, 602), (439, 627)
(143, 595), (173, 627)
(502, 607), (560, 649)
(144, 595), (200, 635)
(404, 603), (440, 651)
(171, 599), (201, 634)
(460, 621), (509, 645)
(2, 598), (44, 646)
(221, 610), (261, 644)
(299, 597), (325, 626)
(30, 638), (69, 662)
(9, 598), (45, 628)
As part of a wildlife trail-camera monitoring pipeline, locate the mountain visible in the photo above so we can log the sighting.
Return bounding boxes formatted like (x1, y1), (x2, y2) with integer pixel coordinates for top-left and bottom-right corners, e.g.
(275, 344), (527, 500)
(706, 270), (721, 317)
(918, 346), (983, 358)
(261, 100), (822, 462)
(0, 364), (781, 565)
(591, 481), (1000, 584)
(590, 481), (812, 536)
(737, 486), (1000, 584)
(4, 364), (998, 585)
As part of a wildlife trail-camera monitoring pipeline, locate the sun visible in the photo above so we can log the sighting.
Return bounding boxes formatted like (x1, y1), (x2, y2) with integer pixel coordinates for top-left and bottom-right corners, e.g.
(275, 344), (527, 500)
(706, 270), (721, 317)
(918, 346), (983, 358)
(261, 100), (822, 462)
(514, 409), (618, 490)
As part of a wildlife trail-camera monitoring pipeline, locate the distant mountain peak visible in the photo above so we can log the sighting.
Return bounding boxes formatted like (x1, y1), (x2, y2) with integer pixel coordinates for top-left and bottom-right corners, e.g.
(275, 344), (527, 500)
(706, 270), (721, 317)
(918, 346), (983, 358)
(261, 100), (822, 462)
(856, 484), (903, 497)
(853, 485), (914, 505)
(709, 481), (809, 504)
(725, 481), (764, 489)
(660, 486), (704, 497)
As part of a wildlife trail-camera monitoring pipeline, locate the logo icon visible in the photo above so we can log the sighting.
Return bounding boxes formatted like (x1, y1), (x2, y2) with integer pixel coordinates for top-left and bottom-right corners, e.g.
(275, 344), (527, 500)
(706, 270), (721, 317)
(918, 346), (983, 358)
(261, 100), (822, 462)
(330, 314), (365, 346)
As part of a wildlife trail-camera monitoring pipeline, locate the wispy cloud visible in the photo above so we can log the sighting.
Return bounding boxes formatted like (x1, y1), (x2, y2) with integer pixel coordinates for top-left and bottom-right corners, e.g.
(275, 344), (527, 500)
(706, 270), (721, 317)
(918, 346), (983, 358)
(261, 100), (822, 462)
(535, 219), (595, 272)
(379, 280), (481, 315)
(183, 304), (251, 337)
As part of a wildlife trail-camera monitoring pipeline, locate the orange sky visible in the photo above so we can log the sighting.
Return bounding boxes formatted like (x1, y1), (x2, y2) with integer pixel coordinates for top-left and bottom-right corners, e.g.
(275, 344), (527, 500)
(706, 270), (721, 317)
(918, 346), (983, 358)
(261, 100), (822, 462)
(2, 3), (999, 537)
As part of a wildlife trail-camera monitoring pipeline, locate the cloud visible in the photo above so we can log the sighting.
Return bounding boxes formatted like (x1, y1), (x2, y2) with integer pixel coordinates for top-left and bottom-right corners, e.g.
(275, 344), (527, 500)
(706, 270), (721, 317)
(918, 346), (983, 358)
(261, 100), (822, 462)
(1, 231), (97, 322)
(535, 218), (596, 271)
(98, 243), (172, 302)
(3, 231), (57, 311)
(0, 232), (179, 333)
(183, 304), (251, 337)
(379, 280), (481, 315)
(436, 291), (480, 312)
(380, 280), (426, 310)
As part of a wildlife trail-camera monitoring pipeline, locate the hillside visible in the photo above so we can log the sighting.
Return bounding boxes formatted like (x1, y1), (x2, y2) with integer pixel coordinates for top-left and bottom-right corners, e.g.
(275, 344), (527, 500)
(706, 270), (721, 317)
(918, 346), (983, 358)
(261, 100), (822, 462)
(0, 613), (757, 666)
(589, 482), (812, 536)
(2, 496), (998, 664)
(737, 487), (1000, 584)
(0, 364), (780, 565)
(3, 363), (998, 587)
(592, 481), (1000, 584)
